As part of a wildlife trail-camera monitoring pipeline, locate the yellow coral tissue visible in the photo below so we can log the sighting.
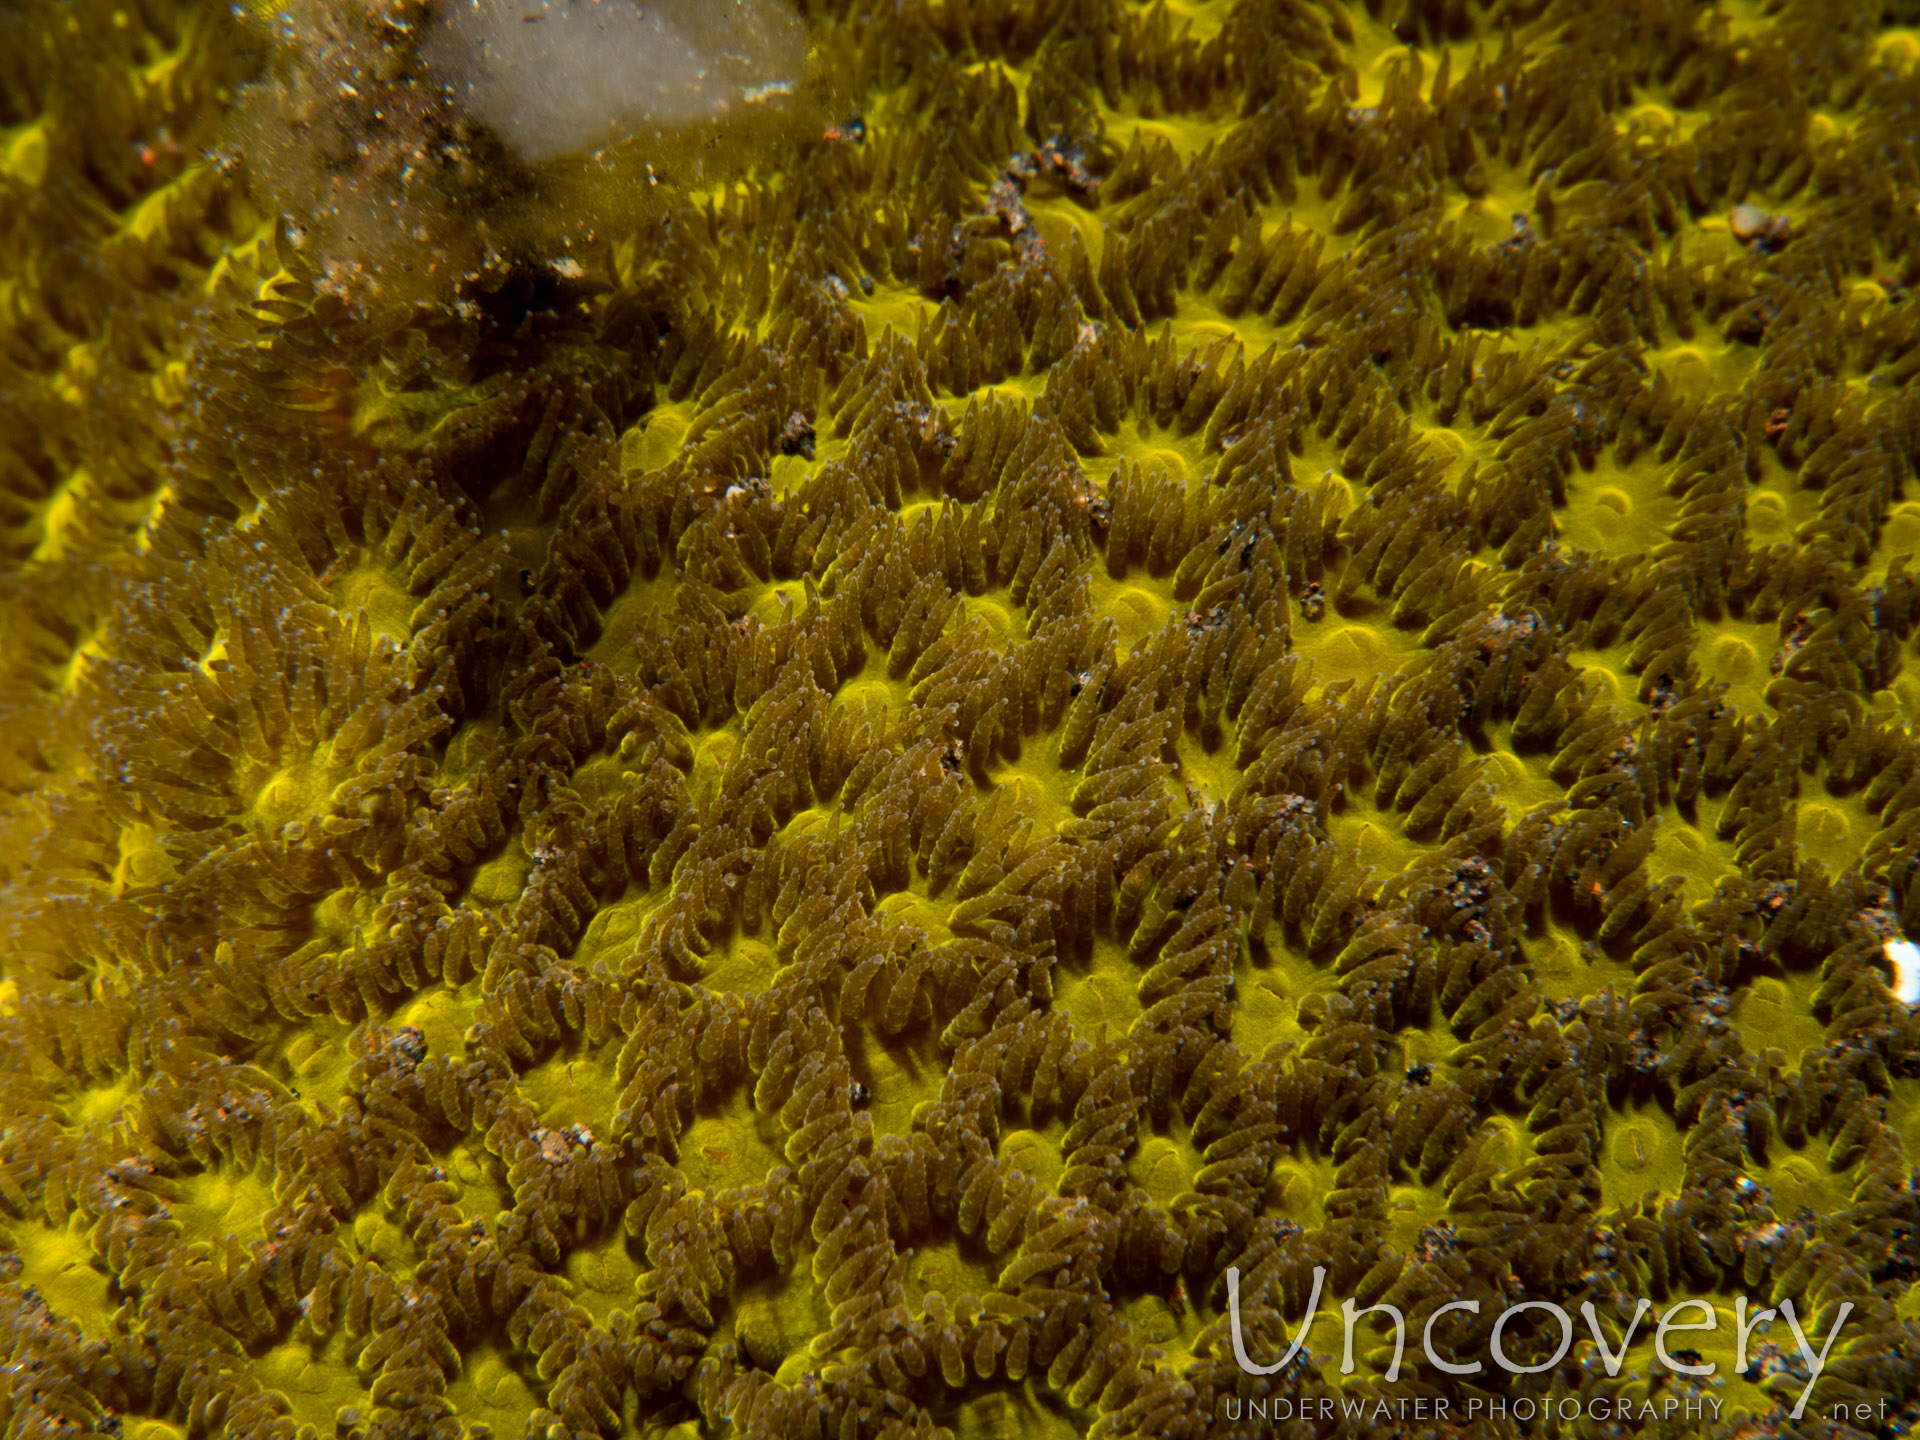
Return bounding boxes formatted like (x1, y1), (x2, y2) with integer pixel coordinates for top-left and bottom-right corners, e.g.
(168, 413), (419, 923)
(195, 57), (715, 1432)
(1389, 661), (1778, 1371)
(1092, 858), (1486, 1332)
(2, 1), (1919, 1440)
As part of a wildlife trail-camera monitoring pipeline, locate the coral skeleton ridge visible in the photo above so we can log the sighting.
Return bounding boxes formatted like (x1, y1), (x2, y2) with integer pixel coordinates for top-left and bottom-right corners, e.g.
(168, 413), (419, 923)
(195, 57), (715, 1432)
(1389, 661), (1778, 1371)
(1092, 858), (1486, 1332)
(0, 1), (1919, 1440)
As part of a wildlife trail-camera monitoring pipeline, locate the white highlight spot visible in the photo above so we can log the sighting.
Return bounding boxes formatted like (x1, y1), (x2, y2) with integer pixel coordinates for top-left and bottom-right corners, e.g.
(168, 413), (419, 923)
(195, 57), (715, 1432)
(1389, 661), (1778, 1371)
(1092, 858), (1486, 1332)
(422, 0), (806, 163)
(1884, 938), (1920, 1005)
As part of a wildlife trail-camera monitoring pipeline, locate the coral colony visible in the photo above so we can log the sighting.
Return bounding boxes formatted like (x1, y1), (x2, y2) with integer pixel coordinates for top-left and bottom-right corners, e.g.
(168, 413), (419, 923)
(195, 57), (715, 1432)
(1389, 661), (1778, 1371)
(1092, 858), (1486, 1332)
(1, 1), (1919, 1440)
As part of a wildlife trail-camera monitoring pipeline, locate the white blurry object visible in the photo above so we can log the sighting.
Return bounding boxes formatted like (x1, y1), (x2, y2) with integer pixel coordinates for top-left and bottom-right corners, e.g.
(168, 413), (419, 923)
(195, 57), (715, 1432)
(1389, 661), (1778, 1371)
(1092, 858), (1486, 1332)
(1885, 937), (1920, 1005)
(423, 0), (807, 163)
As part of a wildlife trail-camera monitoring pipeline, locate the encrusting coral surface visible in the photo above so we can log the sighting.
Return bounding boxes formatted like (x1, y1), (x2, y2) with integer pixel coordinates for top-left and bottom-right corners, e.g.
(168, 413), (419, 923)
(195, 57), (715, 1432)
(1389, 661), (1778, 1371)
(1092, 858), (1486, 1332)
(1, 1), (1919, 1439)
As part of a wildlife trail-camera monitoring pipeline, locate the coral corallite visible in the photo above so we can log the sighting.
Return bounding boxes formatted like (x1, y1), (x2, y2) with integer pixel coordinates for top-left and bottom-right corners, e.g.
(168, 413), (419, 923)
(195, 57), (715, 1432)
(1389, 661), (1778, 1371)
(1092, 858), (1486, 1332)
(4, 1), (1920, 1440)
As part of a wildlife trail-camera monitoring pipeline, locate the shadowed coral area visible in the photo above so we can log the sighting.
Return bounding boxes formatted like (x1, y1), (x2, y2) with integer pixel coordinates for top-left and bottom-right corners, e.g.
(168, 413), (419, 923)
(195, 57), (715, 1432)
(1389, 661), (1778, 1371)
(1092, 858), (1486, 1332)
(1, 1), (1920, 1440)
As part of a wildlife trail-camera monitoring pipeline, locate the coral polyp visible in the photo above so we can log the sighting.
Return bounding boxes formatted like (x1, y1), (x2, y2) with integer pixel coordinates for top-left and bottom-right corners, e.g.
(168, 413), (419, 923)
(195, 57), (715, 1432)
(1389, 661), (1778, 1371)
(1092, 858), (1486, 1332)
(2, 1), (1919, 1439)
